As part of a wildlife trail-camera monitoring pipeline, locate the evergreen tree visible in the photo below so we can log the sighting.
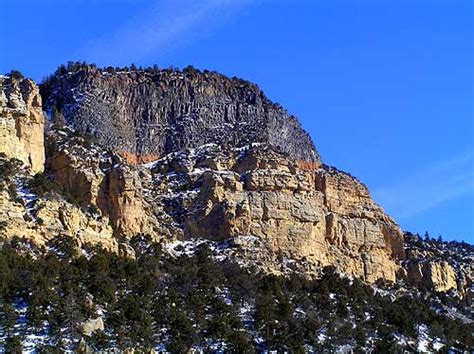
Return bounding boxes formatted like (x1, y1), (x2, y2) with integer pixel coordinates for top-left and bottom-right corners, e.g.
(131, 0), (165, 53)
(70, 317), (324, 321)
(0, 302), (18, 337)
(5, 335), (23, 353)
(51, 106), (66, 129)
(7, 70), (24, 81)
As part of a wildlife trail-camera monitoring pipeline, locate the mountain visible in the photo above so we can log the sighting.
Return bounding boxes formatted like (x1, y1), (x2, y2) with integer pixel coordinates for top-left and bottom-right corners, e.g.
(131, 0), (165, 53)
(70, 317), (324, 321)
(0, 65), (472, 352)
(12, 65), (405, 283)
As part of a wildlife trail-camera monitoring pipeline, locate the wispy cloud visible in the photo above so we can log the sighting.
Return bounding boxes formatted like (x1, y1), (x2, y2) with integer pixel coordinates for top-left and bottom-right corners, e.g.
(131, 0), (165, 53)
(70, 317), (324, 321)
(76, 0), (254, 66)
(373, 151), (474, 219)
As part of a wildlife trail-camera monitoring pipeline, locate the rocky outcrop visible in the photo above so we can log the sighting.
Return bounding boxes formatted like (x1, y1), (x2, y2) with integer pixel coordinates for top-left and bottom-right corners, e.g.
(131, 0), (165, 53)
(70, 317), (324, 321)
(0, 76), (45, 173)
(42, 132), (405, 282)
(36, 65), (405, 282)
(40, 65), (319, 163)
(46, 130), (164, 239)
(149, 144), (405, 282)
(0, 162), (117, 251)
(425, 261), (458, 292)
(36, 198), (117, 250)
(97, 164), (161, 238)
(406, 260), (457, 292)
(80, 317), (104, 336)
(403, 234), (474, 296)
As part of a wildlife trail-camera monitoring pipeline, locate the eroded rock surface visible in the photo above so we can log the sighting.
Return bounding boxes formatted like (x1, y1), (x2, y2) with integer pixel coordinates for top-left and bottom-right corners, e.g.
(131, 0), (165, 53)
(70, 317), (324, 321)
(0, 76), (45, 173)
(404, 234), (474, 296)
(41, 131), (405, 282)
(146, 144), (405, 282)
(46, 130), (164, 240)
(40, 66), (319, 163)
(0, 160), (117, 251)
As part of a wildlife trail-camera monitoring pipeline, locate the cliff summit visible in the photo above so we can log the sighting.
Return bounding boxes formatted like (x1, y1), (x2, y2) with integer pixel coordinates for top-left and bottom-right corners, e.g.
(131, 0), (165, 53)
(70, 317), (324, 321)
(41, 64), (319, 164)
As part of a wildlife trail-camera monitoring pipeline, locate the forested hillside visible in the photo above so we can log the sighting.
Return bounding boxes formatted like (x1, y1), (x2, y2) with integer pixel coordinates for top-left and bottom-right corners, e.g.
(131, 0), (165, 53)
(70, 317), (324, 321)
(1, 235), (472, 352)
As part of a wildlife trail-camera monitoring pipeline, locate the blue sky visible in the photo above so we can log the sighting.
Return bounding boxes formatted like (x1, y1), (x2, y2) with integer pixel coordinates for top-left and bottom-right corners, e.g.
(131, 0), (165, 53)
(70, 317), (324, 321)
(1, 0), (473, 242)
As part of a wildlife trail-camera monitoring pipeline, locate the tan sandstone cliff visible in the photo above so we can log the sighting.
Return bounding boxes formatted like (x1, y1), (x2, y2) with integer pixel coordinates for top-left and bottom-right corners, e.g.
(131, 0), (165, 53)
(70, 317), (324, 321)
(45, 131), (164, 239)
(33, 129), (404, 282)
(148, 145), (405, 282)
(407, 260), (458, 292)
(403, 235), (473, 295)
(44, 135), (408, 282)
(0, 168), (118, 251)
(0, 75), (45, 173)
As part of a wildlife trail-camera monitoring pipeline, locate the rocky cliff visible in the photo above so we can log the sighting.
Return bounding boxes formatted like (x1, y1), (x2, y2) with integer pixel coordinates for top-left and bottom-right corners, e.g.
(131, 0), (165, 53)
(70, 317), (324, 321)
(0, 75), (45, 173)
(404, 233), (474, 296)
(1, 65), (471, 292)
(41, 65), (319, 163)
(41, 127), (404, 282)
(0, 156), (118, 252)
(153, 144), (405, 282)
(45, 129), (165, 240)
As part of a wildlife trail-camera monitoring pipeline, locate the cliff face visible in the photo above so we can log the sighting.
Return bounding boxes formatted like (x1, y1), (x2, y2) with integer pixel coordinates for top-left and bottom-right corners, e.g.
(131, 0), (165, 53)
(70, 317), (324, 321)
(403, 234), (474, 296)
(0, 76), (45, 173)
(0, 157), (118, 252)
(41, 66), (319, 163)
(149, 144), (405, 282)
(43, 131), (404, 282)
(45, 130), (164, 240)
(0, 68), (404, 282)
(1, 66), (471, 292)
(41, 130), (474, 290)
(3, 67), (474, 354)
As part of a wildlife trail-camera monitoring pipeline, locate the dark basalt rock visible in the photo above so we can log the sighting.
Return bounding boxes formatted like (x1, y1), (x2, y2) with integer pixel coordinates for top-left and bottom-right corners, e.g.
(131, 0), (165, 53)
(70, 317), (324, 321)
(40, 65), (320, 163)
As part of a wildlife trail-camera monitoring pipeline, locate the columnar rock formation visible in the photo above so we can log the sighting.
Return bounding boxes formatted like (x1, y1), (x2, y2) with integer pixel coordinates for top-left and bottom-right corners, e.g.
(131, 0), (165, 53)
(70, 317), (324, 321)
(40, 66), (319, 163)
(0, 75), (45, 173)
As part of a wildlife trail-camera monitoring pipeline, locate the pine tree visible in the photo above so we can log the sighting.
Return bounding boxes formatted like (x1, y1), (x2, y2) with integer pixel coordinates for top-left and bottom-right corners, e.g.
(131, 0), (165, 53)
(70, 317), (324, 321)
(424, 231), (430, 241)
(0, 302), (18, 337)
(51, 107), (66, 129)
(5, 335), (23, 353)
(7, 70), (24, 81)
